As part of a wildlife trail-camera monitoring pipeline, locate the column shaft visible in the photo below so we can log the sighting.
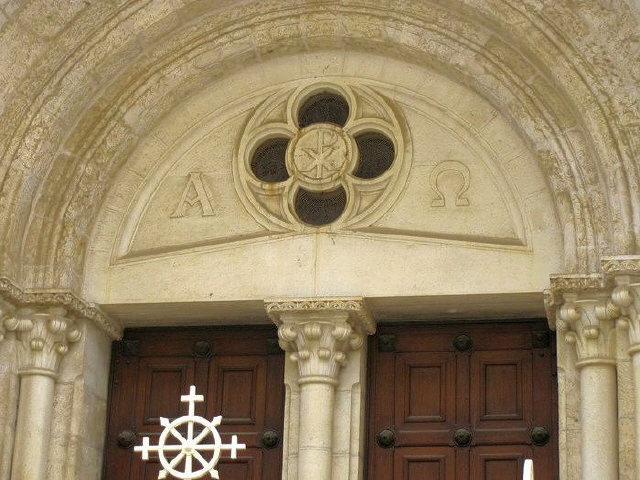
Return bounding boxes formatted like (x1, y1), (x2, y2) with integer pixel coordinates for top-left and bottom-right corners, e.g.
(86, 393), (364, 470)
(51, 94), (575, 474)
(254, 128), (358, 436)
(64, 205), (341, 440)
(298, 381), (336, 480)
(11, 374), (56, 479)
(580, 363), (618, 480)
(266, 298), (375, 480)
(632, 352), (640, 480)
(551, 281), (621, 480)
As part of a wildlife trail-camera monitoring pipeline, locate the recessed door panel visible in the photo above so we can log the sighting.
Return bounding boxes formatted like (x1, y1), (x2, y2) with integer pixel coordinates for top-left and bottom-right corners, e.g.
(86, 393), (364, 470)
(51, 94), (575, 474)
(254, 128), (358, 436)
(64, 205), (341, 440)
(470, 446), (533, 480)
(394, 447), (455, 480)
(395, 352), (457, 446)
(471, 350), (533, 445)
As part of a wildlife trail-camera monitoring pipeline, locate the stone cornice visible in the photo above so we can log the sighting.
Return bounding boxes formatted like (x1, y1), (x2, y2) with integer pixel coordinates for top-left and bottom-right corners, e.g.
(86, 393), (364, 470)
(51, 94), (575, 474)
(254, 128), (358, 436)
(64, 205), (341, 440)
(0, 277), (122, 340)
(265, 297), (375, 335)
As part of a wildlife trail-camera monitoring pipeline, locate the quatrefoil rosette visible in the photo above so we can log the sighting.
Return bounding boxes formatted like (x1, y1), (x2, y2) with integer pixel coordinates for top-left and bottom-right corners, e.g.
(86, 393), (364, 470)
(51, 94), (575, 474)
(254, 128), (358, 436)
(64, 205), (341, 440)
(234, 81), (411, 231)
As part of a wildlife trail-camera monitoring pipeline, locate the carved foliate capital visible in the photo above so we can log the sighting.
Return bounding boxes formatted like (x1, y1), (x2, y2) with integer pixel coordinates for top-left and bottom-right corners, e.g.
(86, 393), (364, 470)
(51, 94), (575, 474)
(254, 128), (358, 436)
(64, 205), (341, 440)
(545, 274), (607, 329)
(0, 276), (122, 339)
(600, 256), (640, 352)
(610, 279), (640, 356)
(4, 306), (82, 376)
(265, 298), (375, 383)
(0, 297), (16, 341)
(557, 292), (620, 367)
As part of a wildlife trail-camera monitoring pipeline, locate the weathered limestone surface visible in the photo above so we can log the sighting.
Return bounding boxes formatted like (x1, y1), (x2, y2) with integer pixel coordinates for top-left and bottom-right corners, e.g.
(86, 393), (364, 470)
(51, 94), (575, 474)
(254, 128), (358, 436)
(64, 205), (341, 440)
(0, 1), (638, 292)
(0, 1), (639, 479)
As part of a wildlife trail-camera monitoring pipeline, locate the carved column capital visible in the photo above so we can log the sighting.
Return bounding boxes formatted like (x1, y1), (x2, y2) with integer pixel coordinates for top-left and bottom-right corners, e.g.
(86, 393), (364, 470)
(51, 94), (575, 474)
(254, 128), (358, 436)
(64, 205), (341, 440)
(265, 298), (375, 384)
(0, 276), (121, 376)
(603, 255), (640, 352)
(557, 293), (619, 366)
(4, 306), (82, 376)
(0, 276), (122, 340)
(548, 275), (620, 367)
(613, 280), (640, 350)
(0, 297), (15, 341)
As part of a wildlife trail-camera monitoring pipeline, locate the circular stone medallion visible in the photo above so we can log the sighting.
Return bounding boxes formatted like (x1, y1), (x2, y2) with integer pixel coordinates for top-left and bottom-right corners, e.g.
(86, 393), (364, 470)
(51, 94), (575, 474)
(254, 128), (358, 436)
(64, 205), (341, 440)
(289, 124), (351, 190)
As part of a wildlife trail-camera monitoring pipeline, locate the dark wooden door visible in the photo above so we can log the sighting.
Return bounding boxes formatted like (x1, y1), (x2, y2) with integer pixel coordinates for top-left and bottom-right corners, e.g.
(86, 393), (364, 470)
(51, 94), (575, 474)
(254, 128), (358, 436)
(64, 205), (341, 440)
(103, 327), (284, 480)
(367, 321), (558, 480)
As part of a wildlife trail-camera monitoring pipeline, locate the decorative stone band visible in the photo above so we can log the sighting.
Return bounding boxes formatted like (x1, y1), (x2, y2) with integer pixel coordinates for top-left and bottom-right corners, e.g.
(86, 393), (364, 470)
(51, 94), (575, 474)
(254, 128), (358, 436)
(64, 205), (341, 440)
(0, 276), (122, 340)
(265, 298), (375, 383)
(601, 255), (640, 275)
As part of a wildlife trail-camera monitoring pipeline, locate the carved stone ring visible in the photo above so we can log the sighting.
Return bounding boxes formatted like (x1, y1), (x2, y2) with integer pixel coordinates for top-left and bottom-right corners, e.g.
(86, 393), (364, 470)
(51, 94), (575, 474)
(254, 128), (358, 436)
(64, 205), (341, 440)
(235, 80), (410, 231)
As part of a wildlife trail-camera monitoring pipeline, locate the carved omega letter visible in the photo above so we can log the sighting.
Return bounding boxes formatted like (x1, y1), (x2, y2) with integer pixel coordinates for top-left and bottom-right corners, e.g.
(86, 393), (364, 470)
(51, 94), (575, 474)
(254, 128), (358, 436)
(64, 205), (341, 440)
(429, 160), (471, 207)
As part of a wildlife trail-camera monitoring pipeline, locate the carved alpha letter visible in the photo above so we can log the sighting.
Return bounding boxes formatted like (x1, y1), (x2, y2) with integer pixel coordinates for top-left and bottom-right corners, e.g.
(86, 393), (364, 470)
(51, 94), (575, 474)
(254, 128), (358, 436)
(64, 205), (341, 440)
(171, 172), (216, 218)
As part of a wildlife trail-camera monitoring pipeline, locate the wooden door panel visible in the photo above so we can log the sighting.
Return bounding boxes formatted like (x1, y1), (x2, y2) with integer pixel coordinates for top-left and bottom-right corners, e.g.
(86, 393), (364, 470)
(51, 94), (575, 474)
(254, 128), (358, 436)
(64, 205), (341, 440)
(217, 453), (260, 480)
(209, 356), (267, 430)
(137, 358), (197, 427)
(470, 446), (532, 480)
(140, 461), (162, 480)
(471, 350), (533, 444)
(394, 352), (456, 446)
(368, 321), (558, 480)
(394, 447), (455, 480)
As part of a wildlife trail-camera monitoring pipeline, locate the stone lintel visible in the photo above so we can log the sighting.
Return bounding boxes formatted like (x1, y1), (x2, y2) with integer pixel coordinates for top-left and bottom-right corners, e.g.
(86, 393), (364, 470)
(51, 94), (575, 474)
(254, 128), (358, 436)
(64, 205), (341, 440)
(0, 276), (122, 340)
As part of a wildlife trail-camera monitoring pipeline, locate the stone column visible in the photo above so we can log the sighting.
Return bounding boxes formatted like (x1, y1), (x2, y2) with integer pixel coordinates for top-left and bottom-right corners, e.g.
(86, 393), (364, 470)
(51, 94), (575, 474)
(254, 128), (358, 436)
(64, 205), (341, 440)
(266, 298), (375, 480)
(4, 305), (82, 479)
(0, 276), (122, 480)
(605, 256), (640, 480)
(551, 275), (620, 480)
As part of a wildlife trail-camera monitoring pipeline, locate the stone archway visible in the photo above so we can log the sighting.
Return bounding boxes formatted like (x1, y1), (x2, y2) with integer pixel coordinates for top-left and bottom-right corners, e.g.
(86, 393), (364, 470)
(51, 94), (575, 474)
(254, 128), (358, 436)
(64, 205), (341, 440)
(0, 2), (639, 479)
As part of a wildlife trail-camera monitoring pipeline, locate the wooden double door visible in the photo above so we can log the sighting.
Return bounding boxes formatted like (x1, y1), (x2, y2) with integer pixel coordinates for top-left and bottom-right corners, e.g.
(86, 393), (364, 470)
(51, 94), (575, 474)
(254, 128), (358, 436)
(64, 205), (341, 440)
(367, 321), (558, 480)
(103, 327), (284, 480)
